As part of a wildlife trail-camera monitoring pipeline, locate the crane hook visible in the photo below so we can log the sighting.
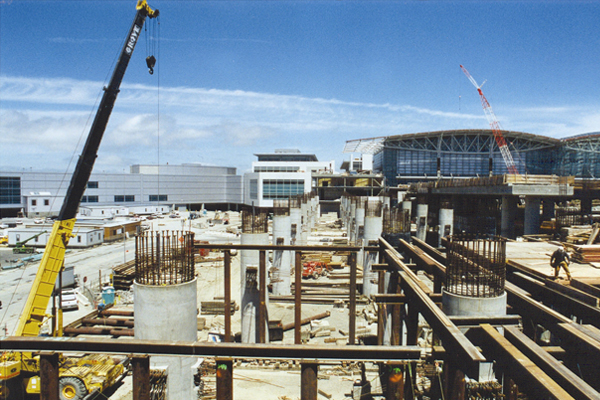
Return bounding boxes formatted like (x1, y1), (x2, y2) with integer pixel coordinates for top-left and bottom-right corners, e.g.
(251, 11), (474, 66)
(146, 55), (156, 75)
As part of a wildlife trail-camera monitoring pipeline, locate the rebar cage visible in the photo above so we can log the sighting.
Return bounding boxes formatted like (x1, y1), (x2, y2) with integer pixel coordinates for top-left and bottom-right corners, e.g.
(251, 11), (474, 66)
(241, 208), (268, 233)
(273, 199), (290, 216)
(445, 234), (506, 298)
(135, 231), (196, 285)
(383, 206), (411, 234)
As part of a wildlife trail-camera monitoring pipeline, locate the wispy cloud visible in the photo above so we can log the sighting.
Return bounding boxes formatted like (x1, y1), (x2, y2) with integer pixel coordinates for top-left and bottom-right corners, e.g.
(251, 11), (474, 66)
(1, 75), (597, 173)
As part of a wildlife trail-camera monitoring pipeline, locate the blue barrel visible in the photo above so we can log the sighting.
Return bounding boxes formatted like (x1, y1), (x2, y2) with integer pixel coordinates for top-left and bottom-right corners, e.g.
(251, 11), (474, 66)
(102, 286), (115, 305)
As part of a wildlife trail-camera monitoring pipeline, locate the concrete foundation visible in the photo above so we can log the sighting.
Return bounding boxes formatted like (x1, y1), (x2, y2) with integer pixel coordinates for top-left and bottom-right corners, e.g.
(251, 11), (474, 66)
(442, 290), (507, 317)
(134, 279), (198, 400)
(362, 213), (383, 297)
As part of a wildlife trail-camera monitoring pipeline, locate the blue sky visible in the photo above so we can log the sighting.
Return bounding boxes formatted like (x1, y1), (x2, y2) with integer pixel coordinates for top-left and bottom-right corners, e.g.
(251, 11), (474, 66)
(1, 1), (600, 174)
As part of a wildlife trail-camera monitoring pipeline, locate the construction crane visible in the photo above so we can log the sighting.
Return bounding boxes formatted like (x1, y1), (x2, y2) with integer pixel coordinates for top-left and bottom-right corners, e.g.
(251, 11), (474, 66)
(460, 65), (519, 175)
(12, 231), (47, 254)
(0, 2), (159, 399)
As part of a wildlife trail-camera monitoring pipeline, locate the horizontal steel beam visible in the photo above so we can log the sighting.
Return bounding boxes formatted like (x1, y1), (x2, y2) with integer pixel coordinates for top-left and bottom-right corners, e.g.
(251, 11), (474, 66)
(193, 243), (378, 252)
(504, 325), (600, 400)
(0, 336), (422, 362)
(380, 238), (485, 378)
(469, 324), (575, 400)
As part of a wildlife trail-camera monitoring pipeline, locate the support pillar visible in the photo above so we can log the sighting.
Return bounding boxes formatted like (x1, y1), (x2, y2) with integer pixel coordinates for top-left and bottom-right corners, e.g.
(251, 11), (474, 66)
(542, 198), (555, 221)
(501, 196), (518, 239)
(132, 355), (150, 400)
(444, 356), (466, 400)
(438, 197), (454, 248)
(216, 358), (233, 400)
(40, 352), (59, 400)
(301, 362), (318, 400)
(416, 202), (428, 242)
(349, 252), (357, 345)
(524, 196), (541, 235)
(295, 251), (302, 344)
(384, 362), (405, 400)
(224, 250), (231, 342)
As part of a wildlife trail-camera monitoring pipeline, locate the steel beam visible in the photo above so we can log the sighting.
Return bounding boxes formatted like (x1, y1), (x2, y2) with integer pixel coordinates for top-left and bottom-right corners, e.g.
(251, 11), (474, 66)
(301, 362), (318, 400)
(469, 324), (575, 400)
(193, 243), (377, 252)
(0, 336), (422, 361)
(40, 352), (59, 400)
(504, 326), (600, 400)
(380, 238), (485, 378)
(132, 355), (150, 400)
(216, 357), (233, 400)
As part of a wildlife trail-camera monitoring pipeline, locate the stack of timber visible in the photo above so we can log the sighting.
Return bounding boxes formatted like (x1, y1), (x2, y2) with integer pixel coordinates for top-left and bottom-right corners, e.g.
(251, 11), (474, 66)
(200, 300), (237, 315)
(570, 244), (600, 263)
(112, 260), (136, 291)
(561, 224), (599, 244)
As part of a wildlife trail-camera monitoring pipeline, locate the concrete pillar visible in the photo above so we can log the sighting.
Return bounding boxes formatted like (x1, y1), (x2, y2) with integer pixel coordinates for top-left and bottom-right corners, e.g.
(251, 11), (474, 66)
(290, 207), (302, 245)
(363, 205), (383, 297)
(355, 203), (366, 246)
(501, 196), (518, 239)
(524, 196), (541, 235)
(438, 208), (454, 248)
(416, 203), (428, 241)
(134, 279), (197, 400)
(240, 232), (269, 343)
(272, 213), (291, 296)
(401, 200), (412, 221)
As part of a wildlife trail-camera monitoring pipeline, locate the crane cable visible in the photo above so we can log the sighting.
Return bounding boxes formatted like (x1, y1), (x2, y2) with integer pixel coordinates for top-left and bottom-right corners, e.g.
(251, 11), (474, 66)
(145, 13), (161, 210)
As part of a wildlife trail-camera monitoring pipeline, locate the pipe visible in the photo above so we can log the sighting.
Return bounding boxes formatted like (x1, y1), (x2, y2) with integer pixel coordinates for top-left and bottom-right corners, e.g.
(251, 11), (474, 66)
(282, 311), (331, 331)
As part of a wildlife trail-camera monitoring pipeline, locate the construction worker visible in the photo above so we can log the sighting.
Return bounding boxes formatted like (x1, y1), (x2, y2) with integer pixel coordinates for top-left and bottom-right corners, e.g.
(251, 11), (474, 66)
(550, 245), (572, 280)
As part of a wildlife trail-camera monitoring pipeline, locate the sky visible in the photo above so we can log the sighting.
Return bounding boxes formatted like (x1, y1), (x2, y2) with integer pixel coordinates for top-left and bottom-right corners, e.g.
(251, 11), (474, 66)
(1, 1), (600, 175)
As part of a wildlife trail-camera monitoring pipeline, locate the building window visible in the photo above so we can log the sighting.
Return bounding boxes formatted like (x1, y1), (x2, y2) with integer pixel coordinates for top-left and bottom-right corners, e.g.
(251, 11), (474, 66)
(87, 181), (99, 189)
(81, 196), (98, 203)
(262, 179), (304, 199)
(149, 195), (168, 202)
(114, 195), (124, 202)
(44, 199), (49, 206)
(77, 236), (81, 243)
(0, 177), (21, 205)
(254, 166), (300, 173)
(249, 180), (258, 199)
(31, 199), (37, 206)
(125, 195), (135, 202)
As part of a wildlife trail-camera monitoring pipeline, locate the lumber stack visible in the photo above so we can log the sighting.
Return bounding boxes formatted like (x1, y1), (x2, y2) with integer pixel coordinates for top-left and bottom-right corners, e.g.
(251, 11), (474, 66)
(570, 244), (600, 263)
(112, 260), (136, 290)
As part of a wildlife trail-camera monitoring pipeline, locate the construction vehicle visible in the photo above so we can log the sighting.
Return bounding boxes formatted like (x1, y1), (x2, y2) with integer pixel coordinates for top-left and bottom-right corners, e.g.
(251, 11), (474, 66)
(0, 2), (159, 399)
(12, 231), (47, 254)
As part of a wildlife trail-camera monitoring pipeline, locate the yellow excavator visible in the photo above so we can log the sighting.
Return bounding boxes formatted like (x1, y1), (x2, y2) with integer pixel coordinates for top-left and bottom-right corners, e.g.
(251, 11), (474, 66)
(0, 2), (158, 399)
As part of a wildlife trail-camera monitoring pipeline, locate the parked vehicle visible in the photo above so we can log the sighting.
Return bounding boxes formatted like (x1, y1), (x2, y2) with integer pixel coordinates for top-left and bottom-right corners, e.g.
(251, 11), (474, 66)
(57, 289), (79, 311)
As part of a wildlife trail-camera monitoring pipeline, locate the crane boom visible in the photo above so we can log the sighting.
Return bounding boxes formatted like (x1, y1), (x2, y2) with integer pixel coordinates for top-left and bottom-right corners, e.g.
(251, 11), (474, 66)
(460, 65), (518, 175)
(15, 0), (158, 338)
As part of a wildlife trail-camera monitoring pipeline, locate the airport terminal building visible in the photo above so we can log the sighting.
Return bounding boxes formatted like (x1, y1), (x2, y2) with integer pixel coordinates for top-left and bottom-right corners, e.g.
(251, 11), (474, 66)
(348, 129), (600, 186)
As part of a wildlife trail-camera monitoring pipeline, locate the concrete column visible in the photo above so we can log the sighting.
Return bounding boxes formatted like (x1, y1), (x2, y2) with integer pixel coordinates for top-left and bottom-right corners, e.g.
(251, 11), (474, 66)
(401, 200), (412, 221)
(438, 207), (454, 248)
(240, 232), (269, 343)
(134, 279), (197, 400)
(524, 196), (541, 235)
(272, 214), (291, 296)
(290, 207), (302, 245)
(416, 203), (428, 242)
(363, 209), (383, 297)
(355, 204), (365, 246)
(501, 196), (518, 239)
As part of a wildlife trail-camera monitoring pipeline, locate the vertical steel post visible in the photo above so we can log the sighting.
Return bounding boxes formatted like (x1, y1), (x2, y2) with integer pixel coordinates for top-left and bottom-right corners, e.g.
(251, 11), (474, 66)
(259, 250), (266, 343)
(349, 252), (357, 345)
(406, 304), (419, 346)
(132, 355), (150, 400)
(301, 362), (318, 400)
(295, 250), (302, 344)
(444, 357), (466, 400)
(385, 362), (405, 400)
(224, 250), (232, 342)
(377, 269), (385, 345)
(40, 352), (59, 400)
(216, 357), (233, 400)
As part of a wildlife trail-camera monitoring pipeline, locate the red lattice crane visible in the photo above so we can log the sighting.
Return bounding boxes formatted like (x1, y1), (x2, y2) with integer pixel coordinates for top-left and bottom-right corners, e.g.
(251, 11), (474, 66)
(460, 65), (519, 175)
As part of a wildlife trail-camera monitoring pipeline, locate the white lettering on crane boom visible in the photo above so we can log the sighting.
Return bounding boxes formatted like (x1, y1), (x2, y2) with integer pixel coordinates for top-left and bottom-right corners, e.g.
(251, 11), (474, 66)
(125, 25), (141, 54)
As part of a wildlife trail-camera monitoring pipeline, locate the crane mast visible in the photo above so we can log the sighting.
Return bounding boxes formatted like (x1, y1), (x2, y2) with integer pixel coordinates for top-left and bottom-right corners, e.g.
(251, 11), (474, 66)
(460, 65), (519, 175)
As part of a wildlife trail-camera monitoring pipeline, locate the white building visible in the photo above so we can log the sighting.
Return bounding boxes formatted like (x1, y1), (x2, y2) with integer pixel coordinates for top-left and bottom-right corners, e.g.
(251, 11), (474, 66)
(7, 225), (104, 249)
(243, 149), (335, 208)
(0, 163), (242, 218)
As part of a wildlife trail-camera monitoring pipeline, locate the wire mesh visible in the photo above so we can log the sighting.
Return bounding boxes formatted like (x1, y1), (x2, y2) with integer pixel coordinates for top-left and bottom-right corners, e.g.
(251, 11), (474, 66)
(135, 231), (195, 285)
(445, 234), (506, 298)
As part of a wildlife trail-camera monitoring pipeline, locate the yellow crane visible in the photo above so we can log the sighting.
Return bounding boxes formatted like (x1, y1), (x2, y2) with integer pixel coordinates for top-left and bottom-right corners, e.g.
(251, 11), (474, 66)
(0, 2), (159, 399)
